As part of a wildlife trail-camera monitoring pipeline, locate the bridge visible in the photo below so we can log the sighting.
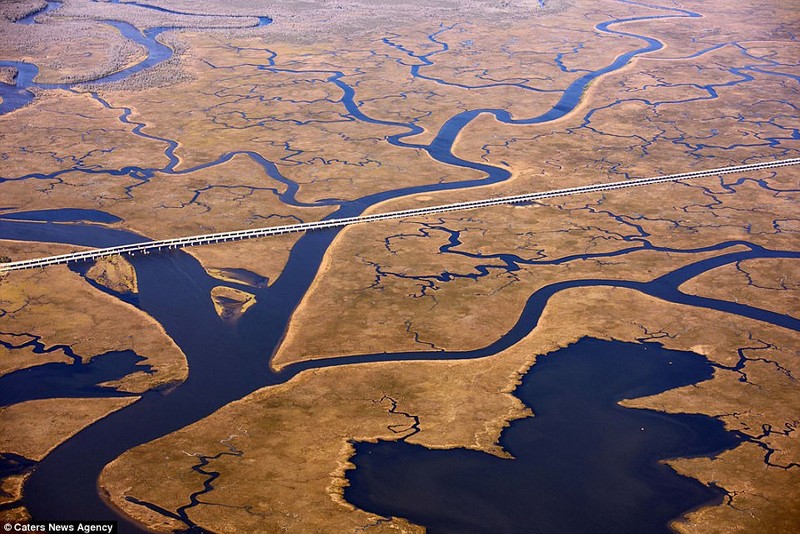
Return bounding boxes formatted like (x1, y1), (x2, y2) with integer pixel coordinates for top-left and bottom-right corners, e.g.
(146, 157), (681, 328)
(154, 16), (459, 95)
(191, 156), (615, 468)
(1, 157), (798, 273)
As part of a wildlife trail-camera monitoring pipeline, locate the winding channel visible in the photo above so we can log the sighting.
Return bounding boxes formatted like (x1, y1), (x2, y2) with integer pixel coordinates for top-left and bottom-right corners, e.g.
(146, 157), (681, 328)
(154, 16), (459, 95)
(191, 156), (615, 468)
(0, 0), (797, 531)
(0, 1), (270, 115)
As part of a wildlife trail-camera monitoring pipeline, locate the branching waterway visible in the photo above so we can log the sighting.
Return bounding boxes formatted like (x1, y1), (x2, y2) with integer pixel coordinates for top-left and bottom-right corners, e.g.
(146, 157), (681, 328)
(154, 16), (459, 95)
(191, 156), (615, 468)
(0, 0), (798, 531)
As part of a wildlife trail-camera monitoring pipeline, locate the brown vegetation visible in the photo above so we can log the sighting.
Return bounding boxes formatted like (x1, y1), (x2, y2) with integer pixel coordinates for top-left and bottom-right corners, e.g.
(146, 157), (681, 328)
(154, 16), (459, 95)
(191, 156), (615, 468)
(0, 241), (186, 390)
(0, 0), (46, 22)
(101, 284), (800, 532)
(51, 0), (260, 31)
(86, 255), (139, 295)
(111, 0), (567, 43)
(273, 167), (798, 367)
(210, 285), (256, 321)
(0, 395), (137, 522)
(0, 66), (18, 86)
(0, 90), (168, 177)
(0, 505), (30, 523)
(680, 258), (799, 318)
(0, 397), (137, 461)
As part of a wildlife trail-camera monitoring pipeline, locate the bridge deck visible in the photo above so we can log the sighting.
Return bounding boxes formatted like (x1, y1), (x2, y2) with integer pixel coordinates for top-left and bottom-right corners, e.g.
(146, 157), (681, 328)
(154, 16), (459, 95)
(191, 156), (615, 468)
(1, 157), (798, 273)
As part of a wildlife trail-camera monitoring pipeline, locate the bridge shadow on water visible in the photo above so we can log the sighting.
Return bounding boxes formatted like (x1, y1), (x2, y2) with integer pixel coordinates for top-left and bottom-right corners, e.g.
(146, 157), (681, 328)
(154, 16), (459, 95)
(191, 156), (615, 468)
(345, 338), (743, 534)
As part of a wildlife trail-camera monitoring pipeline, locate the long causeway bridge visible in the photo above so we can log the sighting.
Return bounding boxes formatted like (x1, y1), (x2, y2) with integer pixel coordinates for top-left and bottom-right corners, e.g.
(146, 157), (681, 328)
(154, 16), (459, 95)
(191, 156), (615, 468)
(2, 157), (799, 273)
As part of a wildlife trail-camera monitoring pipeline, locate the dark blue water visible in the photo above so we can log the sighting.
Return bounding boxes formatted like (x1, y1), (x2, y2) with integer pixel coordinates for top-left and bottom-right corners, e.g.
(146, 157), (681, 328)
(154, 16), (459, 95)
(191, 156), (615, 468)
(90, 23), (173, 85)
(0, 61), (40, 114)
(0, 208), (121, 224)
(0, 453), (35, 490)
(345, 338), (742, 534)
(0, 219), (145, 248)
(0, 350), (147, 407)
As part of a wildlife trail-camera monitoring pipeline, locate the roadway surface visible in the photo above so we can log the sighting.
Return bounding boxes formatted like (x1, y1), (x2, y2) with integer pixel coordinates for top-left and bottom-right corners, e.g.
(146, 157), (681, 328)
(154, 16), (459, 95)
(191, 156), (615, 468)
(1, 157), (798, 272)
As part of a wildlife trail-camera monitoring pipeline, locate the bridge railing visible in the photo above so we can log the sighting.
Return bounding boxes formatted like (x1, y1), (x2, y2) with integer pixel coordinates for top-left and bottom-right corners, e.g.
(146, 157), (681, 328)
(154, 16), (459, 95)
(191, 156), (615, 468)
(2, 157), (798, 273)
